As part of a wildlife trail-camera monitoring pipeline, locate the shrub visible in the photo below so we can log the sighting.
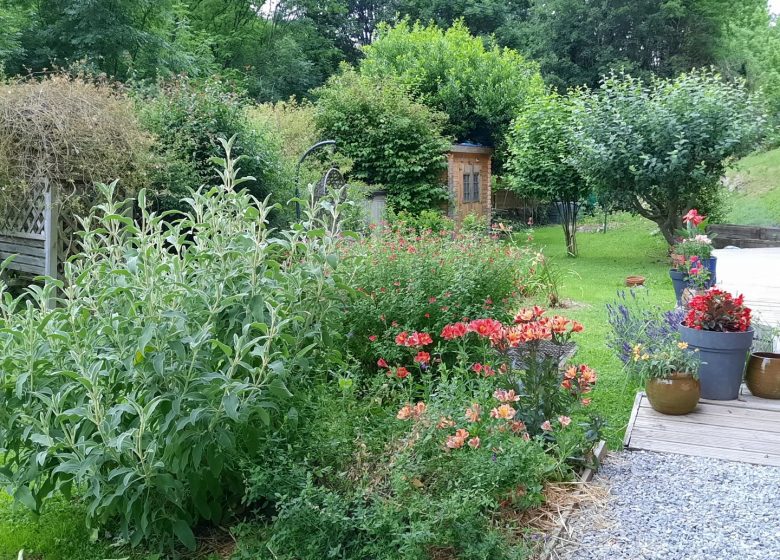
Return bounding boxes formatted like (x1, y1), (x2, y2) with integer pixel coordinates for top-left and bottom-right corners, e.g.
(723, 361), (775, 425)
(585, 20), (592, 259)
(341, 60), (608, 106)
(314, 67), (451, 213)
(569, 70), (767, 244)
(389, 209), (454, 234)
(341, 227), (544, 370)
(0, 142), (349, 550)
(0, 73), (151, 217)
(138, 77), (285, 216)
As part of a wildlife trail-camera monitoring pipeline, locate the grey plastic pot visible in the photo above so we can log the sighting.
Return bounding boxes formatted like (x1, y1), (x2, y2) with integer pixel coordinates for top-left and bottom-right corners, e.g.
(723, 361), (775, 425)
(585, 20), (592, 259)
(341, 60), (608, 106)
(679, 324), (754, 400)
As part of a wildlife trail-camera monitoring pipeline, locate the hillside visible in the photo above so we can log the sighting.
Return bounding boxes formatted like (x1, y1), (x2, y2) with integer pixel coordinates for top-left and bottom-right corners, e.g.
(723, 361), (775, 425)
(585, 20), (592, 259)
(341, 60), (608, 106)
(724, 147), (780, 226)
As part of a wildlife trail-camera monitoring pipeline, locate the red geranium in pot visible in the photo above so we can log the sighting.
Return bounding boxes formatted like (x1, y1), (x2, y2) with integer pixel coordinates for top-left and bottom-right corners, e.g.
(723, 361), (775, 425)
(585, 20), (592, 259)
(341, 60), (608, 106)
(679, 289), (753, 400)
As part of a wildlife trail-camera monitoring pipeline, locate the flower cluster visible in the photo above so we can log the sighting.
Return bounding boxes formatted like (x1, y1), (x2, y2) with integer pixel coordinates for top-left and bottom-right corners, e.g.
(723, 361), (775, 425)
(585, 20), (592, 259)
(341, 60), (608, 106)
(673, 209), (715, 264)
(396, 401), (427, 420)
(560, 364), (597, 399)
(684, 288), (751, 332)
(396, 331), (434, 347)
(437, 308), (583, 350)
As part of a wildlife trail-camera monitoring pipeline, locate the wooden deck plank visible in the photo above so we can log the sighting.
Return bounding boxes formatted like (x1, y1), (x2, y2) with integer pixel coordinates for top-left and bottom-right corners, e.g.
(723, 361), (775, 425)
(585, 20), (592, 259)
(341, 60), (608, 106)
(633, 416), (780, 445)
(630, 427), (780, 455)
(628, 436), (780, 467)
(625, 392), (780, 466)
(638, 398), (780, 420)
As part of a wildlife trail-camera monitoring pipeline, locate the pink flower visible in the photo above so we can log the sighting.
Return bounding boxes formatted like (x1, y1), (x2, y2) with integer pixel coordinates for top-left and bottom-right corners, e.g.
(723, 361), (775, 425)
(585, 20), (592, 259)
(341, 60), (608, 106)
(541, 420), (553, 432)
(377, 358), (388, 368)
(368, 335), (378, 342)
(467, 437), (481, 449)
(558, 415), (571, 428)
(465, 403), (482, 423)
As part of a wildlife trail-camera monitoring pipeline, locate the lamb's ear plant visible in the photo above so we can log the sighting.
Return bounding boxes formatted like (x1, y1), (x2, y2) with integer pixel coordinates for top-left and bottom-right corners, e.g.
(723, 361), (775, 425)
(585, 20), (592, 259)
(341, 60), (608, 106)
(0, 136), (349, 552)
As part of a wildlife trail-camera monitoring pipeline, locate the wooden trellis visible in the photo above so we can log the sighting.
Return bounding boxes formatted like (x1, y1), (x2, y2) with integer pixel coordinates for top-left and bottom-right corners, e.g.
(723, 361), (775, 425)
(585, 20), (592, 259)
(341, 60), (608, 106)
(0, 180), (75, 278)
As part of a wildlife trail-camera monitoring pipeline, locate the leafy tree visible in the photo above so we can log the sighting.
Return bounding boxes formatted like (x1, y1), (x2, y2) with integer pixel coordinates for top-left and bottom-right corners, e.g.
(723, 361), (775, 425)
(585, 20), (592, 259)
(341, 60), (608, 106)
(360, 20), (545, 170)
(5, 0), (196, 79)
(569, 70), (766, 244)
(518, 0), (753, 91)
(314, 67), (451, 213)
(506, 93), (589, 256)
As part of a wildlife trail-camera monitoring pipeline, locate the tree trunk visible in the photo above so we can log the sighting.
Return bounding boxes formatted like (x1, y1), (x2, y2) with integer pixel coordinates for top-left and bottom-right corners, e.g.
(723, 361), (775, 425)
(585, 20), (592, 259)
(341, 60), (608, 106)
(556, 199), (579, 257)
(656, 209), (683, 246)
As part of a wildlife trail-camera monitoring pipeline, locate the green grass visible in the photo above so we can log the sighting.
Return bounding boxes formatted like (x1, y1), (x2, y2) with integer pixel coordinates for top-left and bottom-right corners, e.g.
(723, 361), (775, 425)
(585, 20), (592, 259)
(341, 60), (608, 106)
(0, 493), (118, 560)
(520, 214), (674, 449)
(725, 147), (780, 226)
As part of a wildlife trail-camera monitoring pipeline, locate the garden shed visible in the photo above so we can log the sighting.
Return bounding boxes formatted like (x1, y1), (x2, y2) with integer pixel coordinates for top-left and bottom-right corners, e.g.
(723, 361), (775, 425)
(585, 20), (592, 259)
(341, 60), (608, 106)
(446, 143), (493, 225)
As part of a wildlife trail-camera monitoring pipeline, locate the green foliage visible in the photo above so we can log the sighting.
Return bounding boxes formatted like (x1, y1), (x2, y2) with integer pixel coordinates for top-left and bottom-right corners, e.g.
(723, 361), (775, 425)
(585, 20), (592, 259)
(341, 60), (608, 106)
(506, 93), (590, 256)
(241, 369), (560, 559)
(519, 0), (753, 91)
(361, 19), (545, 161)
(315, 67), (451, 213)
(341, 227), (543, 370)
(569, 70), (767, 244)
(390, 209), (454, 234)
(0, 142), (350, 550)
(138, 77), (285, 216)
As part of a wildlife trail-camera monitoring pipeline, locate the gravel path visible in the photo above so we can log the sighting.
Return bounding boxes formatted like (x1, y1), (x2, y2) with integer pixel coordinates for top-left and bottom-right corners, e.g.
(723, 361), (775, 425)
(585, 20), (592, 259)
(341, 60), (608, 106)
(559, 451), (780, 560)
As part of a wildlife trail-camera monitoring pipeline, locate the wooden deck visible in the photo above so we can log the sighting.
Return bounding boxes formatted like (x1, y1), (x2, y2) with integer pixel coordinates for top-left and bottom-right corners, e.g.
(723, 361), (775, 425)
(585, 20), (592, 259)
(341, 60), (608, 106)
(624, 389), (780, 467)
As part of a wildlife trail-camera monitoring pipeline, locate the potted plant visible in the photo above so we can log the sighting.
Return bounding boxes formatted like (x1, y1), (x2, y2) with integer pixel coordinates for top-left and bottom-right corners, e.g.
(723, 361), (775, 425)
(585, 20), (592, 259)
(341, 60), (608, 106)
(679, 256), (712, 308)
(631, 340), (701, 415)
(669, 209), (716, 305)
(679, 289), (753, 400)
(746, 352), (780, 399)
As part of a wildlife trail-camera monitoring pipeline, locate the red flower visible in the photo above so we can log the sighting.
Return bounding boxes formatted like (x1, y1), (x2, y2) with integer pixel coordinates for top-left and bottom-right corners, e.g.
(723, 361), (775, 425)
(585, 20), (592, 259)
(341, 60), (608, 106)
(395, 366), (410, 379)
(683, 209), (705, 227)
(428, 296), (437, 303)
(414, 351), (431, 365)
(368, 335), (378, 342)
(395, 331), (408, 346)
(377, 358), (388, 368)
(468, 318), (503, 339)
(404, 331), (433, 347)
(440, 322), (468, 340)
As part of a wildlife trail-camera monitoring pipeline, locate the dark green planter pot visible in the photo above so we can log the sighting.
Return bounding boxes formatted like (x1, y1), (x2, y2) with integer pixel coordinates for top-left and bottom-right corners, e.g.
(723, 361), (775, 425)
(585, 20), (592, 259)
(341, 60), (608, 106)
(679, 325), (754, 400)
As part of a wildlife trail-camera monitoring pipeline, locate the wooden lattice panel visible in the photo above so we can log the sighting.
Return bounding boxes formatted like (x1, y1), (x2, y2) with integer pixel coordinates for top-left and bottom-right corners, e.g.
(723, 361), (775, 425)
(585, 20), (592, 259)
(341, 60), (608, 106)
(0, 182), (47, 237)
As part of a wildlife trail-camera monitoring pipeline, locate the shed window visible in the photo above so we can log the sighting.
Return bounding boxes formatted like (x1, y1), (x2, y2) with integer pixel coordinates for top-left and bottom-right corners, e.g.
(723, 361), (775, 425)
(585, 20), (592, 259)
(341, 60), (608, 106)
(462, 164), (481, 203)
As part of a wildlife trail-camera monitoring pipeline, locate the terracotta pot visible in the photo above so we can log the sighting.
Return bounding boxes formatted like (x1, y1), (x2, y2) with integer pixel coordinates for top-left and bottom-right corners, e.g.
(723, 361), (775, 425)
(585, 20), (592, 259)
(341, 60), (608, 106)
(625, 275), (646, 287)
(645, 373), (700, 415)
(746, 352), (780, 399)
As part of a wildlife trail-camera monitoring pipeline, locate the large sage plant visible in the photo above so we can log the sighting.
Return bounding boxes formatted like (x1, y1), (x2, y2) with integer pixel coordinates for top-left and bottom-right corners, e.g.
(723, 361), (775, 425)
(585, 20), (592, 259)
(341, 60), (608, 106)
(0, 138), (349, 550)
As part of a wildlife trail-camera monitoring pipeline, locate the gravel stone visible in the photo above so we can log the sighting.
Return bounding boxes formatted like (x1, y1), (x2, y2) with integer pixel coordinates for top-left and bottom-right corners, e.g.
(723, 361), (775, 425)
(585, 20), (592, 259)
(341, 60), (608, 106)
(559, 451), (780, 560)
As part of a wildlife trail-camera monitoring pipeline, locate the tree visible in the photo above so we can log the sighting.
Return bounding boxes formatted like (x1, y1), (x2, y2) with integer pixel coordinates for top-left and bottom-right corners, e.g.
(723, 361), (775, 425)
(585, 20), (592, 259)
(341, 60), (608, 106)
(506, 93), (589, 256)
(360, 20), (545, 171)
(518, 0), (753, 91)
(314, 67), (451, 213)
(569, 70), (766, 244)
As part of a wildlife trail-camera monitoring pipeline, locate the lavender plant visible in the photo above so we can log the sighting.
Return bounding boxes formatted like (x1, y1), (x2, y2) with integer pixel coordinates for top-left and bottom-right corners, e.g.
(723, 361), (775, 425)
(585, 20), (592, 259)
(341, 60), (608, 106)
(606, 290), (683, 364)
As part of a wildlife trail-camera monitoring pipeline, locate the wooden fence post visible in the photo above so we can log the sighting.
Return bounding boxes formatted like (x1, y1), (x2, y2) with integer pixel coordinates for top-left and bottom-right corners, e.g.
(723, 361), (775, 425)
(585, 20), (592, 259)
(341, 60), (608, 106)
(43, 179), (58, 279)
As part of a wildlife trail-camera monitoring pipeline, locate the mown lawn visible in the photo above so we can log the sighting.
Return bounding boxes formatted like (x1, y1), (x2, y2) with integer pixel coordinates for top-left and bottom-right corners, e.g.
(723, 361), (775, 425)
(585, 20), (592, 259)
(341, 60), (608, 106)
(520, 214), (674, 448)
(725, 147), (780, 226)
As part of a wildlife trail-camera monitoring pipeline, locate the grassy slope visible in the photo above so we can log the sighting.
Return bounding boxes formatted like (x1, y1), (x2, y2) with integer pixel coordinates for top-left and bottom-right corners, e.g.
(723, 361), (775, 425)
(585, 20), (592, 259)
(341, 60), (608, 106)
(521, 214), (673, 449)
(724, 147), (780, 226)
